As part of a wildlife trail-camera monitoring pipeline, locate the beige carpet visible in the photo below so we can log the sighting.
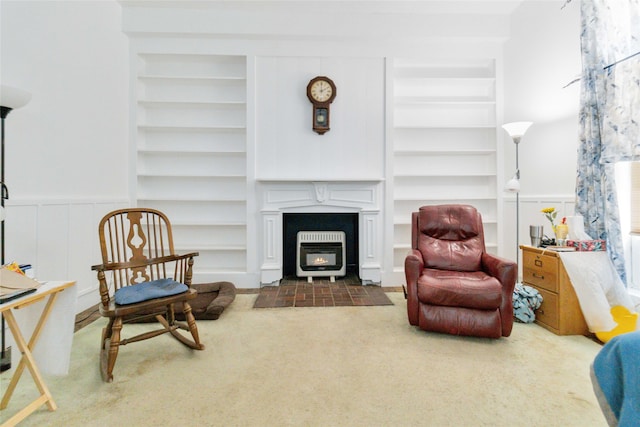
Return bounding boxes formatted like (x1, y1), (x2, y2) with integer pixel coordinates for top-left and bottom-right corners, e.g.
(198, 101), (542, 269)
(2, 292), (607, 426)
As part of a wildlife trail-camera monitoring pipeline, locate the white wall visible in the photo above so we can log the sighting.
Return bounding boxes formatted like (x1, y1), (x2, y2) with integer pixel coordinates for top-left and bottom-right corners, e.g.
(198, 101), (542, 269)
(504, 0), (581, 195)
(255, 56), (385, 180)
(1, 0), (129, 199)
(0, 0), (129, 311)
(502, 0), (582, 263)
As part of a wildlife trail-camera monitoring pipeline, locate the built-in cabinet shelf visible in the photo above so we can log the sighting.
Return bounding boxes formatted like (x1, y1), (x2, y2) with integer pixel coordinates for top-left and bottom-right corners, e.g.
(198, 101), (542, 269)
(135, 54), (247, 282)
(391, 58), (499, 273)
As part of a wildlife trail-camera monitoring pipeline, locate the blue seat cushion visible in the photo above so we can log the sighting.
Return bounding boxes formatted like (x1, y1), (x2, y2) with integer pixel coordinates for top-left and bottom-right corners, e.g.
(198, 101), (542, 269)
(114, 278), (188, 305)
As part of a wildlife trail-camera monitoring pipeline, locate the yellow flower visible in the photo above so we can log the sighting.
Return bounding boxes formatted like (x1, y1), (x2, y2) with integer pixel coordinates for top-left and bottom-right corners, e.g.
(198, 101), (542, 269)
(541, 207), (557, 231)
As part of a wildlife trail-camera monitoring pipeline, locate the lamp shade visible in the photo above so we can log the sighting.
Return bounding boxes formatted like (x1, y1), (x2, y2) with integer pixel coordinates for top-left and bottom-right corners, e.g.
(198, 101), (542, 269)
(0, 85), (32, 111)
(502, 121), (532, 139)
(505, 177), (520, 193)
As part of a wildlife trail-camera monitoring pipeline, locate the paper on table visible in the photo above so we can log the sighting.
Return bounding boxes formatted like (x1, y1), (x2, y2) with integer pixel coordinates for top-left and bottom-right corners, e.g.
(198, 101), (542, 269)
(0, 269), (41, 294)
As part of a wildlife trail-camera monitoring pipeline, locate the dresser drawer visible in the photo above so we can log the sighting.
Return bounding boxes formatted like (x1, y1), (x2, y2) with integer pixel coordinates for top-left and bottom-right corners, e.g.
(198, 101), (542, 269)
(523, 251), (558, 273)
(533, 287), (559, 331)
(522, 252), (559, 292)
(523, 268), (558, 292)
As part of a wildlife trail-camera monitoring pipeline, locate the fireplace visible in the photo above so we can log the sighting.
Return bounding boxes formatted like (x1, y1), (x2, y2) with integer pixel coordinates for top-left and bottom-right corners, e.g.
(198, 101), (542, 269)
(283, 212), (358, 278)
(296, 231), (346, 282)
(257, 180), (383, 286)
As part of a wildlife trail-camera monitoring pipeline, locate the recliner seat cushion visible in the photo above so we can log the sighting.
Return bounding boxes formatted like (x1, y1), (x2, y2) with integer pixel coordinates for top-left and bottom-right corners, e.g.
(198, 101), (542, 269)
(417, 268), (502, 310)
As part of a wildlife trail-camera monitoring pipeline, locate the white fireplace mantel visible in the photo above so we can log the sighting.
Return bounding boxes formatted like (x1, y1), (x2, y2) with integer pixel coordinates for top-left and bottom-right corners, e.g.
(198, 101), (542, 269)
(257, 179), (383, 285)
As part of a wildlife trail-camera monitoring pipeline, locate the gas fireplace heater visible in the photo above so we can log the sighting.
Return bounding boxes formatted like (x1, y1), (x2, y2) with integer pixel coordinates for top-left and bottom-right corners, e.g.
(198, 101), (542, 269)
(296, 231), (346, 283)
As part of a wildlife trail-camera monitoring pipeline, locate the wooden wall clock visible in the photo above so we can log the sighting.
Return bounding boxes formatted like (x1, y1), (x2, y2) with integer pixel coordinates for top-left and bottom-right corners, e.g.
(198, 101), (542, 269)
(306, 76), (336, 135)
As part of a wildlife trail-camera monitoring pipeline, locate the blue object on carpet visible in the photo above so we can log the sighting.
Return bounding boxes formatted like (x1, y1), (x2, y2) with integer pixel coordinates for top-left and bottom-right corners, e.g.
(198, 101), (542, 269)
(592, 331), (640, 426)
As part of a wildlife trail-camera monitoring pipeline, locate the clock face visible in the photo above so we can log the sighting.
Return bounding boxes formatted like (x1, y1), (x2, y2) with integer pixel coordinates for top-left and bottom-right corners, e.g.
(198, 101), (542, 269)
(309, 79), (334, 103)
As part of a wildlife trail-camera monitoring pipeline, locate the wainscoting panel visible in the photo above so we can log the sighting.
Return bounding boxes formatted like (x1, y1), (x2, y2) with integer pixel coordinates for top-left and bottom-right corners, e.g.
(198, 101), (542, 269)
(5, 199), (129, 313)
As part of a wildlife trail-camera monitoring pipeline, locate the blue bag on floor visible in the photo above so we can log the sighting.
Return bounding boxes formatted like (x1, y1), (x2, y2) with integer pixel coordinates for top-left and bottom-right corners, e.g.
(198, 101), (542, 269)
(512, 282), (543, 323)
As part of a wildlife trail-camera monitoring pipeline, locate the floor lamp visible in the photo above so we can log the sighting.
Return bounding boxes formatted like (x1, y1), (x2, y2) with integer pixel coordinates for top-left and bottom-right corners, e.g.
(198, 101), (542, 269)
(502, 121), (532, 282)
(0, 84), (32, 373)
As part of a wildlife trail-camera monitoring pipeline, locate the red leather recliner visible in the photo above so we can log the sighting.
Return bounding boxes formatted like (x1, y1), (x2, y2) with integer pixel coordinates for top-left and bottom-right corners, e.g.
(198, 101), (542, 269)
(404, 204), (517, 338)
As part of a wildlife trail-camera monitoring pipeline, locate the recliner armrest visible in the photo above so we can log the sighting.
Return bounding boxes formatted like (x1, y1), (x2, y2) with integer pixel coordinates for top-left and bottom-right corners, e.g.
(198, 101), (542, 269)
(405, 249), (424, 284)
(404, 249), (424, 326)
(481, 252), (516, 290)
(482, 252), (517, 336)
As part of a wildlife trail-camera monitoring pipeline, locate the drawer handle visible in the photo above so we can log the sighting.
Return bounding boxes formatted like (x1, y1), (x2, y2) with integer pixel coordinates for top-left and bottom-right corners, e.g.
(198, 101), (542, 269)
(533, 273), (545, 280)
(534, 259), (543, 267)
(538, 309), (544, 314)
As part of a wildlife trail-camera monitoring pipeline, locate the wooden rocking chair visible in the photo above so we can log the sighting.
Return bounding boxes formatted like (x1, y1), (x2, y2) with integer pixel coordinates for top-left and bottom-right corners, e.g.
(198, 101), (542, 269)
(91, 208), (204, 382)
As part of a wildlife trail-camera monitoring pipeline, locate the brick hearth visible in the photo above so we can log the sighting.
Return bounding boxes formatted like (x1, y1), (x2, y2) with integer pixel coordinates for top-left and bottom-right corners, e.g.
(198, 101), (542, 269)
(253, 276), (397, 308)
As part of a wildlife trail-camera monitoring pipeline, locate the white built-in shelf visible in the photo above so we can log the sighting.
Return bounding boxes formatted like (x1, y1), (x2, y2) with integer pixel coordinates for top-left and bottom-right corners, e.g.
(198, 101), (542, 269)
(137, 173), (246, 178)
(255, 178), (385, 183)
(394, 173), (496, 178)
(391, 57), (499, 274)
(138, 196), (247, 202)
(177, 244), (247, 252)
(393, 61), (495, 78)
(394, 64), (495, 78)
(139, 75), (246, 81)
(172, 221), (246, 227)
(138, 125), (246, 131)
(393, 124), (496, 129)
(394, 149), (495, 155)
(395, 75), (496, 81)
(195, 268), (247, 275)
(395, 98), (496, 105)
(171, 219), (247, 228)
(135, 53), (249, 282)
(139, 126), (245, 133)
(138, 100), (246, 107)
(138, 148), (246, 155)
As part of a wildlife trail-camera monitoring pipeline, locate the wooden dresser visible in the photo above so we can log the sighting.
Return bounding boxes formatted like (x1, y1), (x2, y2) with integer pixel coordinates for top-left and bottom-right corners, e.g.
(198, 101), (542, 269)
(520, 245), (589, 336)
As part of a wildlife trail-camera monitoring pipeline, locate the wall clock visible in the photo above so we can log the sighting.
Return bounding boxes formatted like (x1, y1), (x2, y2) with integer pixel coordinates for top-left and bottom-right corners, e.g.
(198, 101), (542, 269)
(306, 76), (336, 135)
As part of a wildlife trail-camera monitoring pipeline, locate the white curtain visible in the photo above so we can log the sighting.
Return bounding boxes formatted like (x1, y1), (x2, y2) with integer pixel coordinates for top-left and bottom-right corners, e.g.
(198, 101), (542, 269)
(576, 0), (640, 284)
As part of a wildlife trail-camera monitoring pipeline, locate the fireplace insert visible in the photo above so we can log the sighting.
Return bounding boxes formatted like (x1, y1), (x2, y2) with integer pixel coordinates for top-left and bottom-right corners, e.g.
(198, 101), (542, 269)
(296, 231), (346, 282)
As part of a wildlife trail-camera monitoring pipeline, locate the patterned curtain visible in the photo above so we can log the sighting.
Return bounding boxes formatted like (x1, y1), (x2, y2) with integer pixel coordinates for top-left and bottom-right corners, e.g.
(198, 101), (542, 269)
(576, 0), (640, 284)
